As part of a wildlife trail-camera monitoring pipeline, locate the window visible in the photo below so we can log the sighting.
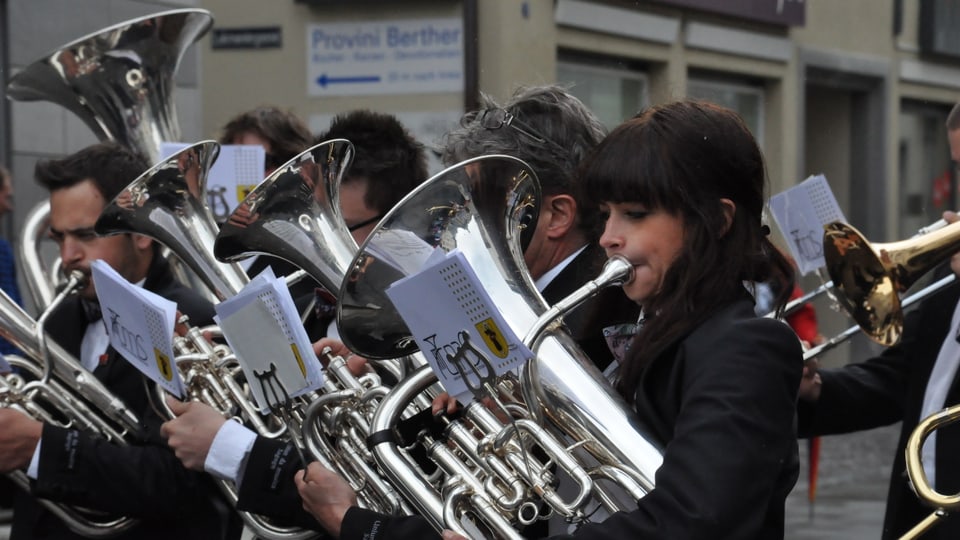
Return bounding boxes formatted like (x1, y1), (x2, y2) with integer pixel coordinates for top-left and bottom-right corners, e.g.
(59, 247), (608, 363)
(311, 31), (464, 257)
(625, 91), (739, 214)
(687, 77), (765, 145)
(557, 60), (648, 130)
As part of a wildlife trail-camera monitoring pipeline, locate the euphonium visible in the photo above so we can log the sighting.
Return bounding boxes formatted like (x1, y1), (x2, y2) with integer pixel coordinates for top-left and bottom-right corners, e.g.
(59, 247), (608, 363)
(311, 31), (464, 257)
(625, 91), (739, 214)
(0, 273), (142, 537)
(94, 142), (321, 539)
(215, 139), (416, 514)
(7, 8), (213, 310)
(96, 140), (250, 301)
(7, 9), (212, 164)
(337, 155), (664, 536)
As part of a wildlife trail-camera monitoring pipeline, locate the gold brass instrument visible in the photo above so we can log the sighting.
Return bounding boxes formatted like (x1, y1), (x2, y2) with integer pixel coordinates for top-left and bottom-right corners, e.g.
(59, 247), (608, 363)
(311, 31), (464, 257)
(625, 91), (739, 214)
(338, 155), (664, 536)
(822, 219), (960, 346)
(6, 9), (213, 310)
(776, 219), (950, 320)
(899, 405), (960, 539)
(0, 273), (142, 537)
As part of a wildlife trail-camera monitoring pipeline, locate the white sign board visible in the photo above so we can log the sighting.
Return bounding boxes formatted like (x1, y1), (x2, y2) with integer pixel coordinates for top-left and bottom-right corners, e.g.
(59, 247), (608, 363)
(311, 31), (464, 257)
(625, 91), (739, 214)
(306, 18), (464, 97)
(768, 174), (847, 275)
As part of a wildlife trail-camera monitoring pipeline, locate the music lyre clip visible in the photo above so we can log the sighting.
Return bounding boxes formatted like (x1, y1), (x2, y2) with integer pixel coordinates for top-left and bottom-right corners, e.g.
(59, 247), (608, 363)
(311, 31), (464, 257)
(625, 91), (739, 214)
(253, 363), (310, 479)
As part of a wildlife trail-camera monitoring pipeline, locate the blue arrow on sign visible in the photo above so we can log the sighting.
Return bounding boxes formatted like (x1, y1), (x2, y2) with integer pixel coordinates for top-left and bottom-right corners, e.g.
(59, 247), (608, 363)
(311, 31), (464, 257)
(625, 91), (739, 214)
(316, 74), (381, 87)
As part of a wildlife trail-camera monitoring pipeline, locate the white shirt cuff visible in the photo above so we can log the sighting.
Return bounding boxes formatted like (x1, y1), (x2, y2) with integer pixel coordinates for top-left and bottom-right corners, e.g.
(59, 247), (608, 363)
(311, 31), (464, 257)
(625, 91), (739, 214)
(204, 420), (257, 484)
(26, 437), (42, 479)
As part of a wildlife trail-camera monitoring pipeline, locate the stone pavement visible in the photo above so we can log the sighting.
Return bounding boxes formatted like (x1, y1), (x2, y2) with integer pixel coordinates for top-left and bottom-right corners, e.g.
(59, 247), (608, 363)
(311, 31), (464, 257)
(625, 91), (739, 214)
(785, 423), (901, 539)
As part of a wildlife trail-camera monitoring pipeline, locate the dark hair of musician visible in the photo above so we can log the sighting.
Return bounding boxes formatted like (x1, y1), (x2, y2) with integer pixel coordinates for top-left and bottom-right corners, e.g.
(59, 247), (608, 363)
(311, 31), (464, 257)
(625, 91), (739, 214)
(443, 85), (605, 216)
(34, 141), (149, 202)
(219, 105), (313, 166)
(317, 109), (427, 214)
(0, 165), (9, 191)
(579, 100), (794, 403)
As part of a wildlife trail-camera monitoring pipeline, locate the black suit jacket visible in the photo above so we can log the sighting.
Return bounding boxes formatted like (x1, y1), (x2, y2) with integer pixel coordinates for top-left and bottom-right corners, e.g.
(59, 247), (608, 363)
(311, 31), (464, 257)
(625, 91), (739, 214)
(11, 255), (234, 540)
(341, 292), (802, 539)
(798, 279), (960, 539)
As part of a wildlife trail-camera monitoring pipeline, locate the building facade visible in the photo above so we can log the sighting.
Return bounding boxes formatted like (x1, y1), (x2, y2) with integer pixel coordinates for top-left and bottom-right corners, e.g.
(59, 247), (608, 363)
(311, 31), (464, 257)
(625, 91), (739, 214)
(2, 0), (959, 333)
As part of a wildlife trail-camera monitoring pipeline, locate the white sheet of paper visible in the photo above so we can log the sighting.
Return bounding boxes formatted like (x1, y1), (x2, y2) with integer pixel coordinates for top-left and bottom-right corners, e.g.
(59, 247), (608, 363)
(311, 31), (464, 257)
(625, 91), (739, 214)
(90, 260), (183, 397)
(768, 174), (847, 275)
(385, 249), (532, 403)
(215, 271), (322, 413)
(160, 142), (265, 222)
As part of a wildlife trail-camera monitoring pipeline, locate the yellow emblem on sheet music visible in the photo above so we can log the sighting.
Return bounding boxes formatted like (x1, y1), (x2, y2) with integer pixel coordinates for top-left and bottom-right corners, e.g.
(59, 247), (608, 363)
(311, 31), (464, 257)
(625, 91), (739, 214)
(291, 343), (307, 377)
(475, 318), (509, 359)
(154, 348), (174, 381)
(237, 184), (255, 203)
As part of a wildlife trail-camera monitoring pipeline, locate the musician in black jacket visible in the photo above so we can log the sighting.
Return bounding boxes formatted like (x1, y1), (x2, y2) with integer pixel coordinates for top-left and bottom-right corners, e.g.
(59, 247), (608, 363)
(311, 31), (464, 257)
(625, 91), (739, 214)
(296, 100), (803, 539)
(161, 110), (427, 529)
(0, 142), (233, 539)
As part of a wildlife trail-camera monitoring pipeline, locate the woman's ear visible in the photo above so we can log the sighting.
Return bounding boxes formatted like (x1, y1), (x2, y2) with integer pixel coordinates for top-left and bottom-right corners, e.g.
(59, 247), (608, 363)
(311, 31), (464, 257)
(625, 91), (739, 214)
(719, 198), (736, 237)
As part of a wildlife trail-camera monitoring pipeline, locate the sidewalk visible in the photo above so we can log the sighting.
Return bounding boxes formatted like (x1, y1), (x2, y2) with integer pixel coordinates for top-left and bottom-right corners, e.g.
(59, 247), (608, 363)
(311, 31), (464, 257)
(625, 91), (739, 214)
(785, 423), (900, 539)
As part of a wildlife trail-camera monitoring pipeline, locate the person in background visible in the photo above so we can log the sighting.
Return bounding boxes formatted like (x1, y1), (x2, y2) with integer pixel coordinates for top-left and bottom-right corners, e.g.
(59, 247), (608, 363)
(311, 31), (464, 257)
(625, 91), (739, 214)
(295, 100), (803, 539)
(219, 105), (315, 178)
(0, 142), (233, 539)
(218, 105), (318, 313)
(0, 166), (23, 356)
(796, 103), (960, 539)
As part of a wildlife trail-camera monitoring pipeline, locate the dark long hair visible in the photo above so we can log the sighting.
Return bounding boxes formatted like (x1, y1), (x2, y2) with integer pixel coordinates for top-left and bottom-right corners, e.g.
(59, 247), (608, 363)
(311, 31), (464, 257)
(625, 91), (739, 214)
(578, 100), (794, 403)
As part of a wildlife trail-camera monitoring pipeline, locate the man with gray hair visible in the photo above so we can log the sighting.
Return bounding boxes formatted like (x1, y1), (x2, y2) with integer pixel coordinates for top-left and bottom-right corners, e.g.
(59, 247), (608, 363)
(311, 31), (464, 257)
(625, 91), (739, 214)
(442, 85), (637, 365)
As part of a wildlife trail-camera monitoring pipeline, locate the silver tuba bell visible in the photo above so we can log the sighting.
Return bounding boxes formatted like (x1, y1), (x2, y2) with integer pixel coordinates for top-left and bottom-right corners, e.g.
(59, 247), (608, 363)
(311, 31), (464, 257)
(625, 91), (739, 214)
(7, 8), (213, 310)
(95, 140), (251, 301)
(337, 155), (663, 536)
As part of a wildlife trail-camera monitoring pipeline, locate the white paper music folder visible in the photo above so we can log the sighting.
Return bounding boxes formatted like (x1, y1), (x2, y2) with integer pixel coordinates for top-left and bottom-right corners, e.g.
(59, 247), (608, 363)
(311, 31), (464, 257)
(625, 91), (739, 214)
(768, 174), (847, 275)
(385, 249), (533, 403)
(90, 260), (184, 397)
(215, 268), (323, 413)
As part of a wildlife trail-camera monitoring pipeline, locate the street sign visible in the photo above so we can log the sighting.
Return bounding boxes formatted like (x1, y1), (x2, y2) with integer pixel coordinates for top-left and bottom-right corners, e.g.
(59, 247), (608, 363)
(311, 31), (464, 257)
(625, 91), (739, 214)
(306, 18), (464, 96)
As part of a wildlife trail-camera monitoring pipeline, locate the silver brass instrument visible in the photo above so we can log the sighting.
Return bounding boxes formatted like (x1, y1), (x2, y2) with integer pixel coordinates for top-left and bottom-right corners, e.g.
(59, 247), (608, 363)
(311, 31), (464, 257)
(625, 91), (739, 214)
(338, 155), (664, 536)
(96, 140), (250, 301)
(214, 139), (357, 299)
(822, 220), (960, 346)
(7, 9), (213, 310)
(94, 142), (321, 539)
(899, 405), (960, 539)
(215, 139), (417, 515)
(0, 273), (141, 537)
(7, 9), (212, 164)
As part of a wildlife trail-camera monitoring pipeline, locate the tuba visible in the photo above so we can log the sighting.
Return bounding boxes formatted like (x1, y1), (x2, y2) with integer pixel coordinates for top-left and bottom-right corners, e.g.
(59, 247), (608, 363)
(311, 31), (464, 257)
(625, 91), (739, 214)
(337, 155), (663, 536)
(7, 8), (213, 310)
